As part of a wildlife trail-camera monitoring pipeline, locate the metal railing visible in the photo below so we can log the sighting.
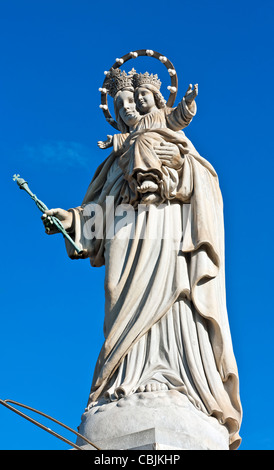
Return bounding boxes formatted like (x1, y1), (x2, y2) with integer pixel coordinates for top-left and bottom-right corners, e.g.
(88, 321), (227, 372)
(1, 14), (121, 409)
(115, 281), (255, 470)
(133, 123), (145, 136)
(0, 398), (100, 450)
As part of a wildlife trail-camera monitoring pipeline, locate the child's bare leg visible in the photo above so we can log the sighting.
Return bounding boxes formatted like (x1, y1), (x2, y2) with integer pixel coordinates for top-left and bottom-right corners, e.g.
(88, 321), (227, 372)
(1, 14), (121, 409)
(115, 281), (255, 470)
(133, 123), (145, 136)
(137, 174), (159, 193)
(140, 192), (162, 204)
(138, 180), (158, 192)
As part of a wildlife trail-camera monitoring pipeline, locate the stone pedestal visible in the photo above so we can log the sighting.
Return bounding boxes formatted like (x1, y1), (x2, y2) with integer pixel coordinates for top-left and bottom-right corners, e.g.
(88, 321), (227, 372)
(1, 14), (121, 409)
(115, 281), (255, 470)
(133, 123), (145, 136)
(76, 390), (229, 450)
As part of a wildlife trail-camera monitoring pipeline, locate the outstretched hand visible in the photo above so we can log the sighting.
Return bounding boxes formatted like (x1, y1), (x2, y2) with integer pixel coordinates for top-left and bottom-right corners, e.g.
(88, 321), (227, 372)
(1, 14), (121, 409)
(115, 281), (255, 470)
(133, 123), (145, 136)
(41, 208), (73, 235)
(98, 135), (113, 149)
(184, 83), (198, 108)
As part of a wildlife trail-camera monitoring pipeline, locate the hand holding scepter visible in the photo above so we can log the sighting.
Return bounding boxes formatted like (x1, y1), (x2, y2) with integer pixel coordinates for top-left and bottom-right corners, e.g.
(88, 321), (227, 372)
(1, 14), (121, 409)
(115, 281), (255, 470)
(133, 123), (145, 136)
(13, 174), (82, 254)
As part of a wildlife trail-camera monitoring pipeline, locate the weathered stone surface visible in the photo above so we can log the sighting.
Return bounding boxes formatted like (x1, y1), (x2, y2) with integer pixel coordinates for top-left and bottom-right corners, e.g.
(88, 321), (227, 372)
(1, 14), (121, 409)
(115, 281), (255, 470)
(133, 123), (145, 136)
(42, 50), (242, 450)
(76, 390), (229, 450)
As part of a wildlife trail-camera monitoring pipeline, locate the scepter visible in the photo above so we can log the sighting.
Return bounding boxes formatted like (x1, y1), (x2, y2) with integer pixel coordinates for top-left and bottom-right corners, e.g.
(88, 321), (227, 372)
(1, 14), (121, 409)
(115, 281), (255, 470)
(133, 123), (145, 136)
(13, 174), (82, 254)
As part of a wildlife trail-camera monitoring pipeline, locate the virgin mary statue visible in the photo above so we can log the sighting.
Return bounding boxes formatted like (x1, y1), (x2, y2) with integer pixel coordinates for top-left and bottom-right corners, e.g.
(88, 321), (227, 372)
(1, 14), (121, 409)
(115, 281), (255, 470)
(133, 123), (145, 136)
(43, 56), (242, 450)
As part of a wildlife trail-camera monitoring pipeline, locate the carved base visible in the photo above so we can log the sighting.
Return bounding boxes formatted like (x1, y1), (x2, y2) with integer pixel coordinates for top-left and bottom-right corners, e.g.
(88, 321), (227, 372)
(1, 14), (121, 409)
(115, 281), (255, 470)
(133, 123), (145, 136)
(76, 390), (229, 450)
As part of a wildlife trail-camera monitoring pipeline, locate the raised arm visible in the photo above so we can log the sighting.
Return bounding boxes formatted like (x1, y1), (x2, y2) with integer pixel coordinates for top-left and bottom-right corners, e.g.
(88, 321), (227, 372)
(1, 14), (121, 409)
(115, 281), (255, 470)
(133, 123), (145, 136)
(166, 83), (198, 131)
(184, 83), (198, 113)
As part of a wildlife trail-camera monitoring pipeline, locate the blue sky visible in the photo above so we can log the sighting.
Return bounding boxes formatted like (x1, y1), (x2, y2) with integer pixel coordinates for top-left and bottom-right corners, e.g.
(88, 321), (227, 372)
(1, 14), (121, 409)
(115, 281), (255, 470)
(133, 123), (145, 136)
(0, 0), (273, 450)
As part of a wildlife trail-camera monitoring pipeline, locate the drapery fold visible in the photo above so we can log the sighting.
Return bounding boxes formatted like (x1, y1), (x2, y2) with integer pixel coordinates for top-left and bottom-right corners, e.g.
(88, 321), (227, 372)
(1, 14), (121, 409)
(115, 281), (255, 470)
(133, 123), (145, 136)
(65, 133), (242, 449)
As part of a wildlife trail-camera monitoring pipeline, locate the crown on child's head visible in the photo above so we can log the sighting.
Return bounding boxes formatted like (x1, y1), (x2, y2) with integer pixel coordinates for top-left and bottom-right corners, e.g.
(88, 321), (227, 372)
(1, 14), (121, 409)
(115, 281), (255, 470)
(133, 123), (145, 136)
(133, 72), (162, 90)
(104, 68), (136, 98)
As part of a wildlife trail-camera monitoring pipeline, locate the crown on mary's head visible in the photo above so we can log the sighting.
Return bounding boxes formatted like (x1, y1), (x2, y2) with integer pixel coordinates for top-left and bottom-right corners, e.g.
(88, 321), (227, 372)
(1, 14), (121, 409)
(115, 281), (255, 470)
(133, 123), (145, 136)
(104, 68), (135, 97)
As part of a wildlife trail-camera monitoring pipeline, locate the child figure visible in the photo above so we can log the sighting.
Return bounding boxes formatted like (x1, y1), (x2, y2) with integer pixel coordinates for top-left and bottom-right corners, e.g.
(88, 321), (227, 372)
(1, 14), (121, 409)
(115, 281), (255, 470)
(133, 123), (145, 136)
(98, 71), (198, 203)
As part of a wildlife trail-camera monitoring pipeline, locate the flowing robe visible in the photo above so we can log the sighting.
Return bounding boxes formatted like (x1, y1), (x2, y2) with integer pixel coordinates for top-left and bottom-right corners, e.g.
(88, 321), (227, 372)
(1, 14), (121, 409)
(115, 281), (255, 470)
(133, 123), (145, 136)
(65, 125), (242, 450)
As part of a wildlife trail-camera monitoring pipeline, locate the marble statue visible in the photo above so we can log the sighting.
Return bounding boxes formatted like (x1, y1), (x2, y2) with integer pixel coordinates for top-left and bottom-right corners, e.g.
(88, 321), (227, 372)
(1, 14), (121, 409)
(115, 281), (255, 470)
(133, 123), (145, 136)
(42, 50), (242, 450)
